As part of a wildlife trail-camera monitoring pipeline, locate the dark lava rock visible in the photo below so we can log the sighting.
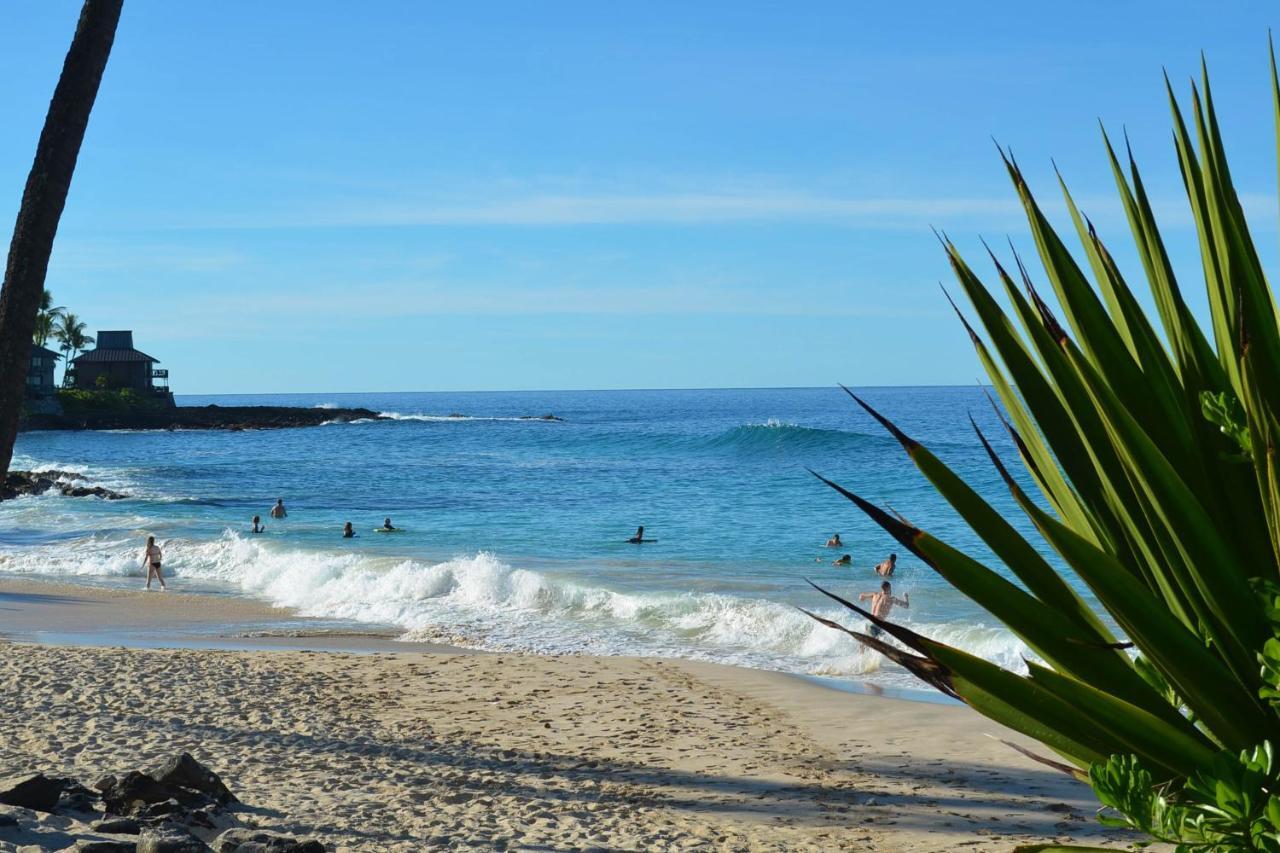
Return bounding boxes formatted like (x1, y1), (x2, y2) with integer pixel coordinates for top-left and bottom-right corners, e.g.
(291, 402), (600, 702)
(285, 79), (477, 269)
(214, 828), (326, 853)
(519, 413), (564, 421)
(150, 753), (237, 805)
(94, 774), (118, 792)
(0, 772), (68, 812)
(56, 780), (99, 814)
(92, 816), (142, 834)
(137, 825), (213, 852)
(141, 798), (187, 818)
(76, 841), (137, 852)
(0, 811), (17, 827)
(0, 470), (128, 501)
(101, 771), (204, 816)
(22, 405), (385, 433)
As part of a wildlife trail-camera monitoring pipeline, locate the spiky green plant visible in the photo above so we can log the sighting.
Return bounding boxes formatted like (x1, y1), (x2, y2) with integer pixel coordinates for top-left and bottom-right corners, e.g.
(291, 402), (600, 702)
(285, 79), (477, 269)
(807, 47), (1280, 851)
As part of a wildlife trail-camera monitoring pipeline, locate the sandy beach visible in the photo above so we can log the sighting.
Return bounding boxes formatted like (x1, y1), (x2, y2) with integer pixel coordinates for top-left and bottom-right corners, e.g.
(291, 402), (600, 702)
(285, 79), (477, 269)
(0, 579), (1135, 851)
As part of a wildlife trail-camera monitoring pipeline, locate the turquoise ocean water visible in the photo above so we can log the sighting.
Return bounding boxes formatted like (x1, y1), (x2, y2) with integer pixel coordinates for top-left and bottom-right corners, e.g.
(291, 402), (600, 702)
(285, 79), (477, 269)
(2, 386), (1076, 691)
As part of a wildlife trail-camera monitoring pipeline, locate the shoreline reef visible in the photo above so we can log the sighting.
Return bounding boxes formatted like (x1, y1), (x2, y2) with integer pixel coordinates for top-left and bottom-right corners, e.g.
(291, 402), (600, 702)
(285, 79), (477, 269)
(0, 579), (1138, 851)
(19, 404), (384, 432)
(18, 405), (567, 432)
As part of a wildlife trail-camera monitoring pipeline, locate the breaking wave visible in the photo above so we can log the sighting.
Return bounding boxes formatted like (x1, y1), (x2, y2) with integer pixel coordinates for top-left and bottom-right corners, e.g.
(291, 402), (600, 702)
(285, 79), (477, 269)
(0, 531), (1030, 686)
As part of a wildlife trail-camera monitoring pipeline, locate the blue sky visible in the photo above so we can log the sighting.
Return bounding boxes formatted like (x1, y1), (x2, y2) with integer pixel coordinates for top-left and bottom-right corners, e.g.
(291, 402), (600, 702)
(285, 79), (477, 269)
(1, 1), (1278, 393)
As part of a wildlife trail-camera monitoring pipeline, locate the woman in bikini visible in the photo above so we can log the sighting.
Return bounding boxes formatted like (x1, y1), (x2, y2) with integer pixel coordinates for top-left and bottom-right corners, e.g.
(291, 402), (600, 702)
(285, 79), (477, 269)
(142, 535), (167, 590)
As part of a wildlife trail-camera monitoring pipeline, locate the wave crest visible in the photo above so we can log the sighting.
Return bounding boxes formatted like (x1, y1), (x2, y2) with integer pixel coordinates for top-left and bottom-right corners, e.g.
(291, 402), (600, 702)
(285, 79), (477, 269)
(0, 531), (1030, 684)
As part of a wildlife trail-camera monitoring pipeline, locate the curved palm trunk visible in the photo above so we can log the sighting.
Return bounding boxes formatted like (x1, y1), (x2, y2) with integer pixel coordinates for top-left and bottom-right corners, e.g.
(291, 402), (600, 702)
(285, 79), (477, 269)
(0, 0), (123, 475)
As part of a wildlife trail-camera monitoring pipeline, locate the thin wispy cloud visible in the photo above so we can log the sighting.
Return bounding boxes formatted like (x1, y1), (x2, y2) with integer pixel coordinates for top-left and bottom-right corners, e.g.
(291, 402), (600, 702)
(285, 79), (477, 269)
(101, 185), (1279, 233)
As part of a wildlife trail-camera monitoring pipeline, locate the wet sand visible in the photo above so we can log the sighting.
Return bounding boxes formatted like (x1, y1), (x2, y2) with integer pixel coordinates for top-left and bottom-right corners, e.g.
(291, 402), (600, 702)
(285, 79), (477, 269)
(0, 579), (1135, 850)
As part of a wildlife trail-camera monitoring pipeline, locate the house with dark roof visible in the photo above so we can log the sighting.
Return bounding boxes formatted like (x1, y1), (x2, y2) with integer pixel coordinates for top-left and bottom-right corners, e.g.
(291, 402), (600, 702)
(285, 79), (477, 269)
(27, 344), (60, 398)
(70, 331), (170, 398)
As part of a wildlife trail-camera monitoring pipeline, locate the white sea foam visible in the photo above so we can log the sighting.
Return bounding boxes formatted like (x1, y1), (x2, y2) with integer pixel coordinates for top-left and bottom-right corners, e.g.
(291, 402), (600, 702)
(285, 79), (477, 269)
(377, 412), (557, 423)
(0, 530), (1031, 685)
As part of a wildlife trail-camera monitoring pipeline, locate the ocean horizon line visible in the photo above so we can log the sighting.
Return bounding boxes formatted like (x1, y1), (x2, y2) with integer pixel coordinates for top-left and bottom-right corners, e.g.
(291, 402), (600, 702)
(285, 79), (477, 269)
(175, 382), (996, 399)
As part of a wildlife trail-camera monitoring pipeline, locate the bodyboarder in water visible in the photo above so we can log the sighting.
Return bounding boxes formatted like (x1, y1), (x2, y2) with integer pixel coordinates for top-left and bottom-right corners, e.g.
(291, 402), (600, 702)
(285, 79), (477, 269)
(858, 580), (908, 638)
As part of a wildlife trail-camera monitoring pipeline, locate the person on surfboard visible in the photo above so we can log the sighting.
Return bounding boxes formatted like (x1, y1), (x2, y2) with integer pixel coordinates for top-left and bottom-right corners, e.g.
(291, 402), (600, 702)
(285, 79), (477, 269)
(382, 517), (396, 531)
(628, 526), (646, 543)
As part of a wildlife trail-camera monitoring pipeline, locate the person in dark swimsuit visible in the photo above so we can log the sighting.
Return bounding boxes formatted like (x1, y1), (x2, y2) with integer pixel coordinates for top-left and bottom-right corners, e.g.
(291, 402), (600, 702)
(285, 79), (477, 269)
(343, 521), (355, 538)
(628, 526), (646, 544)
(142, 535), (167, 591)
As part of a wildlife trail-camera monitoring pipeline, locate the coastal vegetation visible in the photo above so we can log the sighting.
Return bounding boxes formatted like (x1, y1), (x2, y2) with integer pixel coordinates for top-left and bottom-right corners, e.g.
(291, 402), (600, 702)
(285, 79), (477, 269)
(31, 290), (95, 382)
(809, 47), (1280, 851)
(0, 0), (122, 476)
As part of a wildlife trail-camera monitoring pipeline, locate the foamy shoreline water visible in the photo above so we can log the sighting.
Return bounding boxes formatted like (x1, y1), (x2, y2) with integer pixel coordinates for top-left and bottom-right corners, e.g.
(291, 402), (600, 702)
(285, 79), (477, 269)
(0, 522), (1029, 692)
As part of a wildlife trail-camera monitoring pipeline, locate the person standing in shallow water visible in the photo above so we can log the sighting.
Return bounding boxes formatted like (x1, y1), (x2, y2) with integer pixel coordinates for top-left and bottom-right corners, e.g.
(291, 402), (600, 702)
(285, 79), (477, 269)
(343, 521), (355, 538)
(825, 533), (842, 548)
(142, 535), (166, 591)
(873, 553), (897, 577)
(859, 580), (908, 638)
(270, 499), (287, 519)
(251, 515), (264, 534)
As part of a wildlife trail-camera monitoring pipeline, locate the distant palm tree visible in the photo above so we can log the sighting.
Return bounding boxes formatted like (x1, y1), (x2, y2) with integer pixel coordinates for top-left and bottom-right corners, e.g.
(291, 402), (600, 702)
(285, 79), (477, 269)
(32, 289), (64, 346)
(32, 312), (56, 347)
(54, 312), (93, 380)
(39, 289), (64, 316)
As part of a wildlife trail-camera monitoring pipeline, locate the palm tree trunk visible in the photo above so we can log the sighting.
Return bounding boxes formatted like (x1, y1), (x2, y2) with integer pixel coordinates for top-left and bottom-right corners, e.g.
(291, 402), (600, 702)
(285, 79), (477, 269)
(0, 0), (122, 475)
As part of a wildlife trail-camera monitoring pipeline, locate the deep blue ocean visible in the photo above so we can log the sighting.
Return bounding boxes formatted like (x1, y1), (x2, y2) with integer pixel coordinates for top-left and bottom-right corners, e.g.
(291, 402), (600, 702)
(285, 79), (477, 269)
(3, 386), (1070, 689)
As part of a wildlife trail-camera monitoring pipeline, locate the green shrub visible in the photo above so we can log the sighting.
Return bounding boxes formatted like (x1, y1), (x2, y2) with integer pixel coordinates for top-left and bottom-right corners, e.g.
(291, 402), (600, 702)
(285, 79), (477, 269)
(807, 46), (1280, 851)
(57, 387), (165, 416)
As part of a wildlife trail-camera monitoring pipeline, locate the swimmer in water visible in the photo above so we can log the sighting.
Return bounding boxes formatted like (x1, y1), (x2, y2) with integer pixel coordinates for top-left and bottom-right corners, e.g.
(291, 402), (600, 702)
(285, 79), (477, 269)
(342, 521), (355, 538)
(833, 553), (852, 566)
(825, 533), (842, 548)
(270, 498), (287, 519)
(252, 515), (264, 534)
(628, 525), (646, 544)
(874, 553), (897, 577)
(382, 517), (396, 531)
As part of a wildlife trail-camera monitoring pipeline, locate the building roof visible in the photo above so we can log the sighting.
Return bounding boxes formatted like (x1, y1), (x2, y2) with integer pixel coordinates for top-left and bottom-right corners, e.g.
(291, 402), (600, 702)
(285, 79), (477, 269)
(30, 344), (60, 360)
(96, 330), (134, 350)
(72, 329), (159, 365)
(73, 348), (159, 364)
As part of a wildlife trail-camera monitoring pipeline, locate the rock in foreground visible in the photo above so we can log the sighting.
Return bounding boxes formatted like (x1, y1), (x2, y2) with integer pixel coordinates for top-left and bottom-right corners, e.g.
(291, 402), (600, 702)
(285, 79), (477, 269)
(0, 753), (324, 852)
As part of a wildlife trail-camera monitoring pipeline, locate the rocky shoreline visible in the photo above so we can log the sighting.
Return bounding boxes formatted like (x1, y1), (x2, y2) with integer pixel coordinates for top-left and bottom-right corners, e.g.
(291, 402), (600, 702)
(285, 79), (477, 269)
(1, 469), (128, 501)
(20, 405), (384, 432)
(0, 752), (325, 851)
